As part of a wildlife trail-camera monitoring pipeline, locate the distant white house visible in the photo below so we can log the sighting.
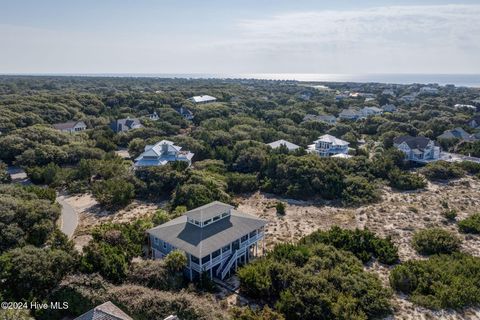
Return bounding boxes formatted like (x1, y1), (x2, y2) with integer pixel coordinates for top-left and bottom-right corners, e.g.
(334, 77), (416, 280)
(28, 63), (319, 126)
(381, 104), (397, 112)
(382, 89), (395, 96)
(267, 139), (300, 151)
(189, 95), (217, 104)
(359, 93), (376, 99)
(339, 108), (364, 121)
(53, 121), (87, 133)
(134, 140), (194, 167)
(299, 91), (313, 101)
(110, 118), (143, 133)
(419, 87), (439, 95)
(394, 135), (440, 163)
(174, 106), (194, 120)
(303, 114), (337, 124)
(361, 106), (383, 117)
(148, 112), (159, 121)
(308, 134), (350, 157)
(454, 104), (477, 111)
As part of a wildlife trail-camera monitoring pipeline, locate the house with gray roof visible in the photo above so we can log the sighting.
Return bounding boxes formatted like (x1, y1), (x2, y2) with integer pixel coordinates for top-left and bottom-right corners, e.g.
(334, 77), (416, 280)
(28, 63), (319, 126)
(468, 115), (480, 129)
(110, 118), (143, 133)
(74, 301), (133, 320)
(134, 140), (194, 167)
(174, 106), (194, 120)
(338, 108), (365, 121)
(303, 114), (337, 124)
(267, 139), (300, 151)
(147, 201), (266, 280)
(381, 104), (397, 112)
(361, 106), (383, 117)
(438, 127), (476, 142)
(53, 121), (87, 133)
(394, 135), (440, 163)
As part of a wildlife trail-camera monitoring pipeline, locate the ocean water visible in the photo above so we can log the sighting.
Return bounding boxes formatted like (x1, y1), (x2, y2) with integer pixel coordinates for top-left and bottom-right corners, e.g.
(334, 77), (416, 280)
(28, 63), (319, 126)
(236, 73), (480, 88)
(6, 73), (480, 87)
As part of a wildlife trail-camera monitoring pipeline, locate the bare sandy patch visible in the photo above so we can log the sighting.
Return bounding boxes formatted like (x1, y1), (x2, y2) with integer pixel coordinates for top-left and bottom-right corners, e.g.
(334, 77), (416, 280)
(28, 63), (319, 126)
(235, 177), (480, 319)
(60, 193), (165, 250)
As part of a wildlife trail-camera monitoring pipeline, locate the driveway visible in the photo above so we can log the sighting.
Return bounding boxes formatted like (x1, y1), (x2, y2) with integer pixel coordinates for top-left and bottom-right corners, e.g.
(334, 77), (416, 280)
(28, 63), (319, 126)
(57, 195), (78, 238)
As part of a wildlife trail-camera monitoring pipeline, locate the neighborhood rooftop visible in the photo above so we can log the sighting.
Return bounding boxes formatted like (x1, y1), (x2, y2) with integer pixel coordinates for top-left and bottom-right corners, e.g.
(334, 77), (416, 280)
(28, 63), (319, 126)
(267, 139), (300, 150)
(189, 95), (217, 103)
(52, 121), (85, 131)
(393, 135), (432, 150)
(74, 301), (133, 320)
(314, 134), (349, 146)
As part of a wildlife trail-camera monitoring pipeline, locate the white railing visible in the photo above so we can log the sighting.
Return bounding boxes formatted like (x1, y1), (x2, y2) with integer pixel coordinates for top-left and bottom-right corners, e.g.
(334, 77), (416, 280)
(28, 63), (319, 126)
(221, 250), (238, 280)
(190, 232), (264, 276)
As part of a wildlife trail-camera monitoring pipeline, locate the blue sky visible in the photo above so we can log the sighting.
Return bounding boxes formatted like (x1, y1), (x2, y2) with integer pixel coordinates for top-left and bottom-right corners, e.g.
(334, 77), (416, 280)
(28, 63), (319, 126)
(1, 0), (479, 74)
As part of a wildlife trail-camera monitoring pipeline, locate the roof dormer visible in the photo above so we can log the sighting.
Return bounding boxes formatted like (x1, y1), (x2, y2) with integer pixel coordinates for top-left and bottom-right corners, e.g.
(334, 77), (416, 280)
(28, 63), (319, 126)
(185, 201), (234, 228)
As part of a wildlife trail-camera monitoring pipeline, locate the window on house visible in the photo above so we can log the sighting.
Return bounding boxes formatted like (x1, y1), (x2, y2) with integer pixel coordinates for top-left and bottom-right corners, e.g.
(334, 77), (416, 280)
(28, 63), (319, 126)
(221, 212), (229, 218)
(203, 219), (211, 226)
(163, 242), (167, 249)
(212, 249), (220, 258)
(249, 230), (257, 238)
(213, 215), (220, 222)
(222, 245), (230, 253)
(201, 255), (211, 264)
(191, 256), (199, 264)
(154, 237), (159, 245)
(194, 220), (200, 226)
(241, 235), (248, 242)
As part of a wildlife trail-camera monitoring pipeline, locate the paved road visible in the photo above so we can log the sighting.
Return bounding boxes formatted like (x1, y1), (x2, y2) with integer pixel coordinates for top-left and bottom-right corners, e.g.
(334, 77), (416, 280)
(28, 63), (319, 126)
(57, 195), (78, 238)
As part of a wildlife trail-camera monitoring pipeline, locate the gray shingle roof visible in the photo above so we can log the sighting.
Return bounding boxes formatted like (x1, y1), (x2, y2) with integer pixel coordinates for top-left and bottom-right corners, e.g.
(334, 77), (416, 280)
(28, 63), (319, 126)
(267, 139), (300, 151)
(147, 207), (266, 258)
(393, 135), (432, 150)
(74, 301), (133, 320)
(53, 121), (86, 130)
(185, 201), (234, 221)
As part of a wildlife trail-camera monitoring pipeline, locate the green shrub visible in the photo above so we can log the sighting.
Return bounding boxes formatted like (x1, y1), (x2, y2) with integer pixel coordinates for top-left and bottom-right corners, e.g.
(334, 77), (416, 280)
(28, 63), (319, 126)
(457, 161), (480, 175)
(300, 226), (399, 265)
(442, 209), (457, 221)
(458, 213), (480, 234)
(239, 242), (392, 319)
(388, 169), (426, 190)
(0, 162), (10, 183)
(226, 172), (259, 193)
(390, 253), (480, 309)
(231, 306), (285, 320)
(164, 250), (187, 272)
(152, 209), (170, 225)
(341, 175), (381, 206)
(127, 259), (185, 291)
(275, 202), (286, 215)
(412, 228), (461, 255)
(420, 161), (464, 181)
(92, 178), (135, 208)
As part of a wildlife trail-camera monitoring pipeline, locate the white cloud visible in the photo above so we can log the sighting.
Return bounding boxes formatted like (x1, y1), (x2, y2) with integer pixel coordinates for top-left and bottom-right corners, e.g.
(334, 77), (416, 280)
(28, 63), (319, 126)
(226, 4), (480, 73)
(0, 4), (479, 74)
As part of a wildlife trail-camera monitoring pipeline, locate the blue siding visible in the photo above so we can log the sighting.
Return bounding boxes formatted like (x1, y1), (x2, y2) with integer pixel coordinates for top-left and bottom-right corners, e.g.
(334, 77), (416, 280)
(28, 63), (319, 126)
(150, 235), (173, 256)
